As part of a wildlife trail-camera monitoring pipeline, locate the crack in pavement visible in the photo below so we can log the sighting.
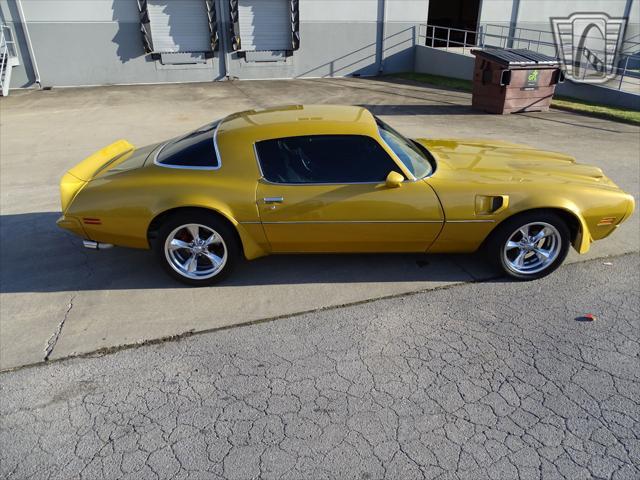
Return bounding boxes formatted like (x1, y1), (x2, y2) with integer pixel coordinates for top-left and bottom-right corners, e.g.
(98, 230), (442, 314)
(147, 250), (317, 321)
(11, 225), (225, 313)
(6, 252), (637, 374)
(1, 254), (638, 479)
(43, 294), (76, 361)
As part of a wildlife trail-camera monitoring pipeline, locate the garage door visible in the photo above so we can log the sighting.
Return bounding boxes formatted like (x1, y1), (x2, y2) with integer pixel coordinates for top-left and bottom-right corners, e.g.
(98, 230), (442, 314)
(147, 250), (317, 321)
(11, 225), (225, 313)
(148, 0), (210, 53)
(239, 0), (291, 51)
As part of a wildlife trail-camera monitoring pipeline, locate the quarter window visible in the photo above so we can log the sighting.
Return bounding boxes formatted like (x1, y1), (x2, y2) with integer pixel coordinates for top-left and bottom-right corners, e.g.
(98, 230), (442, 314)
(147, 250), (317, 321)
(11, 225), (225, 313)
(156, 121), (220, 168)
(255, 135), (400, 184)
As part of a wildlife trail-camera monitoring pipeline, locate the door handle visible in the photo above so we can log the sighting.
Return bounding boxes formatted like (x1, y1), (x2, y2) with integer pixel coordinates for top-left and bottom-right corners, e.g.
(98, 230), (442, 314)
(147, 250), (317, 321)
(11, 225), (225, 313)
(263, 197), (284, 204)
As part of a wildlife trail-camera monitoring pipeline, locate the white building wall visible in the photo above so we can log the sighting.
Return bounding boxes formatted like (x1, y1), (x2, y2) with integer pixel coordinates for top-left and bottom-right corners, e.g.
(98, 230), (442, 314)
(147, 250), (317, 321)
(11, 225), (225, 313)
(480, 0), (638, 38)
(1, 0), (430, 88)
(6, 0), (634, 89)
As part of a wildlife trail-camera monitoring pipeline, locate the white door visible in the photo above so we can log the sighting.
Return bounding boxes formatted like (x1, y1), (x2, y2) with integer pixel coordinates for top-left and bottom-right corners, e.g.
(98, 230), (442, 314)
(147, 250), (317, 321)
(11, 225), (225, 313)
(148, 0), (210, 53)
(239, 0), (291, 51)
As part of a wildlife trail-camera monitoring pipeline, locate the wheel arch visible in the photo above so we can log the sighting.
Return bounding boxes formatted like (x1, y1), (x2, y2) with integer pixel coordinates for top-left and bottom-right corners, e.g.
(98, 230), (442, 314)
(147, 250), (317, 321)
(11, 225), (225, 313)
(484, 207), (590, 253)
(146, 206), (268, 260)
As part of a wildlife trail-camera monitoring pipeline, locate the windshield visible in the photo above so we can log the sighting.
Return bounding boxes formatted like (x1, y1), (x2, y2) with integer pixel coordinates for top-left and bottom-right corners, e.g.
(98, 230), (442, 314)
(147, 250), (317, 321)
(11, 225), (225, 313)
(376, 117), (433, 179)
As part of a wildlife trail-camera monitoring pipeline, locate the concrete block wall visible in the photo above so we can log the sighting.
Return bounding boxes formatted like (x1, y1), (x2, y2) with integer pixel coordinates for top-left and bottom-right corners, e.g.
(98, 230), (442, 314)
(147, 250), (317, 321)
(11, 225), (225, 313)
(414, 45), (474, 80)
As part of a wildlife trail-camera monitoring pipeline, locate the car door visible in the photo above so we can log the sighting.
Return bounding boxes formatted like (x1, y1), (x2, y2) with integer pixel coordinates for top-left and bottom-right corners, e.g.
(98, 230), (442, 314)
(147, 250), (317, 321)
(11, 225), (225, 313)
(254, 134), (444, 253)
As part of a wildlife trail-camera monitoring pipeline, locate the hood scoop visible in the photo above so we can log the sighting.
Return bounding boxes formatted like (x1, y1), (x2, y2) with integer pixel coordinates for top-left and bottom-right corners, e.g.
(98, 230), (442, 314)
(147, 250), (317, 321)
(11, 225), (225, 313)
(415, 138), (610, 185)
(508, 160), (605, 180)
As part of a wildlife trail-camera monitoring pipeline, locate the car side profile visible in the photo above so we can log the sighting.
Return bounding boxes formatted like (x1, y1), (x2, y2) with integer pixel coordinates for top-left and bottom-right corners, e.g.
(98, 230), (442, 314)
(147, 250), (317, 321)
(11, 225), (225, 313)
(57, 105), (634, 285)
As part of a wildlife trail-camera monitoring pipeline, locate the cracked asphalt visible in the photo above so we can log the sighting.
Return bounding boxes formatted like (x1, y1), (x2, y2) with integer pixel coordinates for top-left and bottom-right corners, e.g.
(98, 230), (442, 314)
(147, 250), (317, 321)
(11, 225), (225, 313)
(1, 78), (638, 370)
(1, 253), (638, 480)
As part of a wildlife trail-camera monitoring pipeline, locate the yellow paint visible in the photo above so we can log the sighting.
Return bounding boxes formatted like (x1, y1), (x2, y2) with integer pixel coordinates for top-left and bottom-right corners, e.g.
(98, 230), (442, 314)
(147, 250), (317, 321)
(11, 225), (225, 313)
(57, 105), (634, 260)
(419, 137), (634, 253)
(256, 179), (443, 253)
(68, 139), (135, 181)
(385, 171), (405, 188)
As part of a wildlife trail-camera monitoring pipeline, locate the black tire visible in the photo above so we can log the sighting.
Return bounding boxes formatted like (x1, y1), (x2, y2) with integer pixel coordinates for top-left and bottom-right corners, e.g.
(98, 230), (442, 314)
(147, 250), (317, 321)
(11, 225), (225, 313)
(486, 211), (571, 281)
(154, 211), (240, 286)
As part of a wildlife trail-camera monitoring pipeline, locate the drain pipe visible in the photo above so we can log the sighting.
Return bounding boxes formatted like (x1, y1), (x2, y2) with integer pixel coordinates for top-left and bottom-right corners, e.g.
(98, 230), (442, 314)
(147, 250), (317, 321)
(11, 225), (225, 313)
(216, 0), (230, 79)
(377, 0), (386, 74)
(623, 0), (633, 21)
(506, 0), (520, 49)
(15, 0), (41, 88)
(218, 0), (237, 80)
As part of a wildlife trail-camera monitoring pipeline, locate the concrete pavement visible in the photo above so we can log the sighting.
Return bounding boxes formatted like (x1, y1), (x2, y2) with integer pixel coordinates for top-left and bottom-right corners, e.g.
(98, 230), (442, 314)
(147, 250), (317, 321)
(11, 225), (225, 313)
(1, 78), (638, 370)
(1, 254), (638, 479)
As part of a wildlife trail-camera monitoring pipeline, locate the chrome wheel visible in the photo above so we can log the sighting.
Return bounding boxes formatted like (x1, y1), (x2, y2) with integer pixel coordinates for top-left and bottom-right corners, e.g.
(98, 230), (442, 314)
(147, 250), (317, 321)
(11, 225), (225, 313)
(502, 222), (561, 275)
(164, 223), (227, 280)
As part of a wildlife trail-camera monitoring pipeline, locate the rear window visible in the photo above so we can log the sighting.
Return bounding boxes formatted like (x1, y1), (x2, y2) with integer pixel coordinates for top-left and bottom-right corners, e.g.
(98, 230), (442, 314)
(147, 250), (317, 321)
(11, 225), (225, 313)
(156, 121), (220, 168)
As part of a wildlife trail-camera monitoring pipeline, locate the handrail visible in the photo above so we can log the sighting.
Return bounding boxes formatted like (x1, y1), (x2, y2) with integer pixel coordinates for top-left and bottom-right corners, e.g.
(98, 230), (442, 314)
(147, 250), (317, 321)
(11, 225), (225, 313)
(484, 22), (640, 52)
(417, 24), (480, 55)
(484, 23), (549, 35)
(1, 24), (18, 96)
(424, 24), (478, 34)
(1, 28), (7, 89)
(0, 24), (17, 55)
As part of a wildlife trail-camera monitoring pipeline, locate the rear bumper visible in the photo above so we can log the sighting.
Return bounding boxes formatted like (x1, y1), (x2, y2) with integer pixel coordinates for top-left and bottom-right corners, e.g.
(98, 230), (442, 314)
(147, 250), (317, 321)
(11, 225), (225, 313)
(56, 214), (88, 239)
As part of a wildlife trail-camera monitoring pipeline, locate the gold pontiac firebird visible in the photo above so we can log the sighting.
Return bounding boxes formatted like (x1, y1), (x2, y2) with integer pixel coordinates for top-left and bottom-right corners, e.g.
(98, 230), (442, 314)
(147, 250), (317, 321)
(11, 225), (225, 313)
(58, 105), (634, 286)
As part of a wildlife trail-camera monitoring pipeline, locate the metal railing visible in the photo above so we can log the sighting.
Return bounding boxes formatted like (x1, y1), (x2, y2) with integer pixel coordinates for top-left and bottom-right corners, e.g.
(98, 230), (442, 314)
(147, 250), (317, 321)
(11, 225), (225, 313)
(417, 22), (640, 93)
(567, 50), (640, 92)
(417, 24), (480, 55)
(483, 24), (555, 53)
(1, 24), (18, 96)
(484, 23), (640, 58)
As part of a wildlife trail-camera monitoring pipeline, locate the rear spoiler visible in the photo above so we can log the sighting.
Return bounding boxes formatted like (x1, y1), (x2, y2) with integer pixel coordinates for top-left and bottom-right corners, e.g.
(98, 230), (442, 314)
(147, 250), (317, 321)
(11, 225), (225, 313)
(67, 139), (135, 181)
(60, 140), (135, 212)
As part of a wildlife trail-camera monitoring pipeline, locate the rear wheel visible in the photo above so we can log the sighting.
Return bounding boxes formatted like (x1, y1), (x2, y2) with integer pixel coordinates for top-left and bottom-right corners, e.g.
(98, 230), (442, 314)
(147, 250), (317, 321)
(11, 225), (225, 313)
(487, 211), (571, 280)
(154, 212), (239, 286)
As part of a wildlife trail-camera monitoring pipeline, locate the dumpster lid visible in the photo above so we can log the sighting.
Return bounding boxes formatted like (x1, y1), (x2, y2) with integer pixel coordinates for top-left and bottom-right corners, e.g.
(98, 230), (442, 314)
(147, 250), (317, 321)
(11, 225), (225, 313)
(471, 48), (560, 67)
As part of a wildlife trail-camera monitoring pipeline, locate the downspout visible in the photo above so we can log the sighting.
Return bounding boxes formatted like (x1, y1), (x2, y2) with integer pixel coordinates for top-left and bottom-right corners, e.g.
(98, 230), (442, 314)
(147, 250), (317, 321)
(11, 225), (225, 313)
(623, 0), (633, 20)
(222, 0), (236, 79)
(506, 0), (520, 48)
(16, 0), (41, 88)
(377, 0), (386, 73)
(215, 0), (227, 79)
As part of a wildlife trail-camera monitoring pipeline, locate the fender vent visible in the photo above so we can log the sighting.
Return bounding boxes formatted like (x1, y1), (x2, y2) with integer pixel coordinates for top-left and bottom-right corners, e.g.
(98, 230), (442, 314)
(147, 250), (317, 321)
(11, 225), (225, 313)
(476, 195), (509, 215)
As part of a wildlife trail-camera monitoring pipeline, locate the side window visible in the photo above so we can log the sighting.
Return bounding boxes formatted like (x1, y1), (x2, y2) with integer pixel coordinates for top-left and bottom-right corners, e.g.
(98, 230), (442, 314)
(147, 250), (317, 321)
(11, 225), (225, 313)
(255, 135), (400, 184)
(156, 121), (219, 168)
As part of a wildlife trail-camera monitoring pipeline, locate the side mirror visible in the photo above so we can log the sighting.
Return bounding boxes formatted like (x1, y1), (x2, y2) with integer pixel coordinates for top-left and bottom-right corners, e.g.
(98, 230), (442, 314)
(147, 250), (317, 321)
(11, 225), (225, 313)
(385, 171), (404, 188)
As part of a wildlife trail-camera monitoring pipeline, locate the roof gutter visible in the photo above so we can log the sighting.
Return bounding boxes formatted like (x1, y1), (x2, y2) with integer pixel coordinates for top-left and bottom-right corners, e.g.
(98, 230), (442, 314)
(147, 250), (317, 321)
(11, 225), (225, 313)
(15, 0), (41, 88)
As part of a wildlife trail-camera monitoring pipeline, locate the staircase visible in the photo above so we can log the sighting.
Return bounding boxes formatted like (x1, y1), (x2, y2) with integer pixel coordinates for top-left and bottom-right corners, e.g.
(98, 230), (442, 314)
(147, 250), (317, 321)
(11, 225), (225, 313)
(1, 24), (19, 97)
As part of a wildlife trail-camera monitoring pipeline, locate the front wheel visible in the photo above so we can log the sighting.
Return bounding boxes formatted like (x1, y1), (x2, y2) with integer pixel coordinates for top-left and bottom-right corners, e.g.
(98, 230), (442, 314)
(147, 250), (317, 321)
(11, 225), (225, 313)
(154, 213), (239, 286)
(487, 212), (571, 280)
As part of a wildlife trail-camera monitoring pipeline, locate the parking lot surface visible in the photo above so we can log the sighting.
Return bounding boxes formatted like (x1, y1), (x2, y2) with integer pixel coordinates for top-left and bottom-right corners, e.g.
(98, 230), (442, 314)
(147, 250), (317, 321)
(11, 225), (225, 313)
(1, 254), (638, 479)
(0, 78), (638, 370)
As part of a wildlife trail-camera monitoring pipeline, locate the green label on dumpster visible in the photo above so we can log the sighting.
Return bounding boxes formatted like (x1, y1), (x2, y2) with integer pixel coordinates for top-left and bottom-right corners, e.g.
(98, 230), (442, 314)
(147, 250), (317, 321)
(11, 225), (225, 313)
(525, 69), (540, 89)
